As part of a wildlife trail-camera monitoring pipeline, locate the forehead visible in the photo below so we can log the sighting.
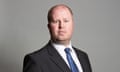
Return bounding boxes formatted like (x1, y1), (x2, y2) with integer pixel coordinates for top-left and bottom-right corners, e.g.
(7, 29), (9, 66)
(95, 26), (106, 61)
(51, 6), (72, 17)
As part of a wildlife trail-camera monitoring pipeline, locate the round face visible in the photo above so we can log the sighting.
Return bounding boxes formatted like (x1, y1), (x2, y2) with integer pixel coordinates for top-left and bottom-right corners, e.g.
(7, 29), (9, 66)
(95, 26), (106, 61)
(48, 6), (74, 44)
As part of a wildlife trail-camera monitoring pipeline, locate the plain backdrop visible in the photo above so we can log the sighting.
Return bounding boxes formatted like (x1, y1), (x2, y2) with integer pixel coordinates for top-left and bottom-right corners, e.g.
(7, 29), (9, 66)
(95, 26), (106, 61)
(0, 0), (120, 72)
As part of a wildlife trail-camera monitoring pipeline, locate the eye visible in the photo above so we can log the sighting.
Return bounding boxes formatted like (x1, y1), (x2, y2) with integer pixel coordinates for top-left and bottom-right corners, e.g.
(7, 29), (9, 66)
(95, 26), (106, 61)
(64, 19), (69, 22)
(51, 20), (58, 24)
(54, 20), (58, 23)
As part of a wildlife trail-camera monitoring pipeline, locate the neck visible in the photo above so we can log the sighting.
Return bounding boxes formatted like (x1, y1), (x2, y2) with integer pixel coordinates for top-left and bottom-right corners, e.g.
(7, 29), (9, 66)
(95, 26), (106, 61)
(51, 39), (71, 47)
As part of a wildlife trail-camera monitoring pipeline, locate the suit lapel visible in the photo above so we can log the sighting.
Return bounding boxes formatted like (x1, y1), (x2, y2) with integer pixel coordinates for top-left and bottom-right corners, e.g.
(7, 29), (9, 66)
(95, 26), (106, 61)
(47, 42), (71, 72)
(74, 48), (86, 72)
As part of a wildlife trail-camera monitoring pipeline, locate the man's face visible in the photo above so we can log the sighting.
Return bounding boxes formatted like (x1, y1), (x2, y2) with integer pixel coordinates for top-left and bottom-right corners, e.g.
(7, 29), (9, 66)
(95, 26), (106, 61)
(48, 7), (74, 43)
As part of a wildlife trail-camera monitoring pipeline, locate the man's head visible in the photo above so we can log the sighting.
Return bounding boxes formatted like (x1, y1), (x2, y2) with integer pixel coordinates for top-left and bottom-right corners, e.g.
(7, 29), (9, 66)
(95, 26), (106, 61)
(47, 4), (74, 46)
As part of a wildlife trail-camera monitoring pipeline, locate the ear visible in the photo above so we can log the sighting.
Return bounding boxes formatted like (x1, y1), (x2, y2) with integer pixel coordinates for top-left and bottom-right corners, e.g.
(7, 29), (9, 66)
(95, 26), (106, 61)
(47, 23), (50, 29)
(47, 23), (51, 34)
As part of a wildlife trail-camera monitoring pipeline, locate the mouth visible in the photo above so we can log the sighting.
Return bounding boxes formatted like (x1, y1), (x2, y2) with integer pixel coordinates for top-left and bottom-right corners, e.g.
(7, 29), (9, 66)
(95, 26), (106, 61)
(58, 31), (66, 35)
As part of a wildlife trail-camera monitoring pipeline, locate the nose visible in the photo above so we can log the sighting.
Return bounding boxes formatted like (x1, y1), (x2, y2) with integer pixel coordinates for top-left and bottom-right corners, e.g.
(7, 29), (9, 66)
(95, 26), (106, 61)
(59, 21), (64, 29)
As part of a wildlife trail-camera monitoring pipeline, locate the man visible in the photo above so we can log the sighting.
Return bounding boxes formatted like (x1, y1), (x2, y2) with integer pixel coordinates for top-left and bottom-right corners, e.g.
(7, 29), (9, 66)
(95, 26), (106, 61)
(23, 4), (92, 72)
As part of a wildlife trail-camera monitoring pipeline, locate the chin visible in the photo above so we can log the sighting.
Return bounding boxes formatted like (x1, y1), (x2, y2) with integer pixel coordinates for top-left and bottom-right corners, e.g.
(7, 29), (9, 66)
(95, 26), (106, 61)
(57, 37), (66, 40)
(57, 38), (70, 41)
(55, 36), (71, 41)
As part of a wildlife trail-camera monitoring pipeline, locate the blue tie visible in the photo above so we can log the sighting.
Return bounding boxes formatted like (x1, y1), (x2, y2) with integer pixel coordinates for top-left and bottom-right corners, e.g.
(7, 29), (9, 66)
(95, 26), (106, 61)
(64, 48), (79, 72)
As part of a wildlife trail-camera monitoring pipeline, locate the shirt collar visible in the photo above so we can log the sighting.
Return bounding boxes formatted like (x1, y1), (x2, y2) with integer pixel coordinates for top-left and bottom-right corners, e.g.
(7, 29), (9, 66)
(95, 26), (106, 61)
(51, 41), (73, 51)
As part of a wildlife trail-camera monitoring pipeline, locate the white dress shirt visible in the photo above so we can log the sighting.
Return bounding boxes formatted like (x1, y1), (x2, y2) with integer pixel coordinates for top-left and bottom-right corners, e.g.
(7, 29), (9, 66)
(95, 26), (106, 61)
(51, 41), (83, 72)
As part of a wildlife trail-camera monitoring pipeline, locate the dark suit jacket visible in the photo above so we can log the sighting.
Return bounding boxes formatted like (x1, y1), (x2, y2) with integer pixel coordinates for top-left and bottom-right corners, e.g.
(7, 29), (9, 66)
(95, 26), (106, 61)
(23, 42), (92, 72)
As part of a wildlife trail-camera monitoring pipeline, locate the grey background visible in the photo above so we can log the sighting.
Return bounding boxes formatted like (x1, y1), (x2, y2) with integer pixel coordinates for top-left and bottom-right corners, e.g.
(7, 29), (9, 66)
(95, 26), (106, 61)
(0, 0), (120, 72)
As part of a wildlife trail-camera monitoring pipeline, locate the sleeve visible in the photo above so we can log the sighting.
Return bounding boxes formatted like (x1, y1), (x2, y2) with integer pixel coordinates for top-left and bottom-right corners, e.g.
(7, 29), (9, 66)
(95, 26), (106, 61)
(23, 55), (42, 72)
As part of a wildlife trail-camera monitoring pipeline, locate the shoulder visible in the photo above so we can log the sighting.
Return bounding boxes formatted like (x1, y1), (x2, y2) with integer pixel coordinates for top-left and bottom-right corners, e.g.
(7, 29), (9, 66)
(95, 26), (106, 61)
(23, 43), (51, 72)
(73, 46), (89, 57)
(24, 42), (51, 61)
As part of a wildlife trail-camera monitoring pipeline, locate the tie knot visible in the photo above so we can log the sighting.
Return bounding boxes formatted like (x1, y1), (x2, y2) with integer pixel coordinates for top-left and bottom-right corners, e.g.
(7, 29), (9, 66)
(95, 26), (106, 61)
(64, 48), (71, 54)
